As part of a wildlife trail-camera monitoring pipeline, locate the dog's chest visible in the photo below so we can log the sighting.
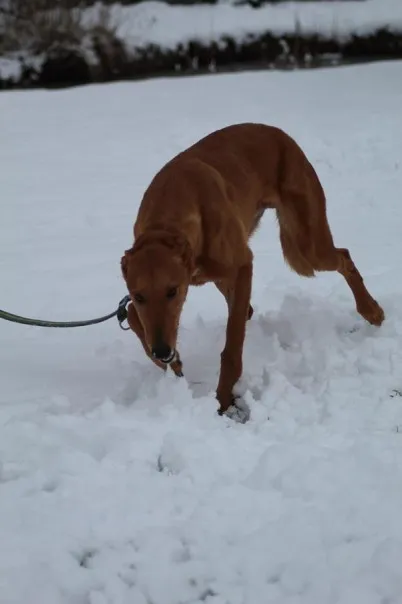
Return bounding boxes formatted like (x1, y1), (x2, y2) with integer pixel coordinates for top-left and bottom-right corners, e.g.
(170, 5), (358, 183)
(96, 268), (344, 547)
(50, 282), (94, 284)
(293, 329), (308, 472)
(190, 267), (209, 286)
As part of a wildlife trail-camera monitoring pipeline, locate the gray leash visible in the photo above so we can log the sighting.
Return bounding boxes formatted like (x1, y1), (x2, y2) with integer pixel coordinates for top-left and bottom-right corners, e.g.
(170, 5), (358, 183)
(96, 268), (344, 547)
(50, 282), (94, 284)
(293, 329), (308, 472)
(0, 295), (131, 330)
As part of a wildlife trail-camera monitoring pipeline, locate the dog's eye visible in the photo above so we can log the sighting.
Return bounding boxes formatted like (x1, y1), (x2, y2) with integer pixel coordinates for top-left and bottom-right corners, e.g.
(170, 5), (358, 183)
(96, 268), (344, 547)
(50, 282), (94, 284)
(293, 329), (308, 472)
(166, 287), (178, 299)
(133, 293), (145, 304)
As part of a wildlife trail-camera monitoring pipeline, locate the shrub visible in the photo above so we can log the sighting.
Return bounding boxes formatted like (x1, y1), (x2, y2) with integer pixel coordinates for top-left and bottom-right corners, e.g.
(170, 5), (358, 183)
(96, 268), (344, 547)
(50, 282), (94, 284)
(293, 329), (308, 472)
(0, 0), (127, 86)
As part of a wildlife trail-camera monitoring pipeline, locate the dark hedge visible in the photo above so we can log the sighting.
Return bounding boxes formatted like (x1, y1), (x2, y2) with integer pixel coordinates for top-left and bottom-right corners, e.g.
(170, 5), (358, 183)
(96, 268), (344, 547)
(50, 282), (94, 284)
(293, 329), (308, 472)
(1, 26), (402, 90)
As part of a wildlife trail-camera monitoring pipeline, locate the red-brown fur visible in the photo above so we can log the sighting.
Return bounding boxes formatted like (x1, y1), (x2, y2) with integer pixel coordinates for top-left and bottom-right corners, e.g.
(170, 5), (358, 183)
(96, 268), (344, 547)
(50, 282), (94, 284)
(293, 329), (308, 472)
(121, 123), (384, 415)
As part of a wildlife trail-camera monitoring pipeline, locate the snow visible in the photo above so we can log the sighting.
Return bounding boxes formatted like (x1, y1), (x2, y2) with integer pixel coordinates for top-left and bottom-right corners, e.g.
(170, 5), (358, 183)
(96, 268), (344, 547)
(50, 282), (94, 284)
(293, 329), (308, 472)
(0, 57), (22, 81)
(1, 59), (402, 603)
(0, 53), (45, 84)
(84, 0), (402, 52)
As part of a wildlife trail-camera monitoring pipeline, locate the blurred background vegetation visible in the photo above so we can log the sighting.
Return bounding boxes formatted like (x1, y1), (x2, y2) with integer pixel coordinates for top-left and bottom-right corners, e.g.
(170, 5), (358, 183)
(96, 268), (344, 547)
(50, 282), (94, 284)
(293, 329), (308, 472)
(1, 0), (401, 89)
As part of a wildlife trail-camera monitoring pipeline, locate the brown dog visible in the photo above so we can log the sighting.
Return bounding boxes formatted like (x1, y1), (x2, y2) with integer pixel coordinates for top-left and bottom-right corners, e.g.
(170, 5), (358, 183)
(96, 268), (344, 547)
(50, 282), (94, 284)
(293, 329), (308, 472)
(121, 123), (384, 415)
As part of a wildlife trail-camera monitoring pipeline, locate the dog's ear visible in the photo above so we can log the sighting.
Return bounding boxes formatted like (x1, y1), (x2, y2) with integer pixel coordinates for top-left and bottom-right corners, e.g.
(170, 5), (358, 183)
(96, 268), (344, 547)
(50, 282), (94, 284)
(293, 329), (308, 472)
(156, 231), (194, 274)
(133, 230), (194, 275)
(172, 233), (194, 274)
(120, 254), (128, 280)
(120, 248), (133, 280)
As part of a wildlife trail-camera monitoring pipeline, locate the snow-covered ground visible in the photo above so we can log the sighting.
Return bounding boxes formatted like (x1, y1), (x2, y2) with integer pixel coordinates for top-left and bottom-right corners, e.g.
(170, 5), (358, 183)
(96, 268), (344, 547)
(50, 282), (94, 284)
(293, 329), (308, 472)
(1, 60), (402, 604)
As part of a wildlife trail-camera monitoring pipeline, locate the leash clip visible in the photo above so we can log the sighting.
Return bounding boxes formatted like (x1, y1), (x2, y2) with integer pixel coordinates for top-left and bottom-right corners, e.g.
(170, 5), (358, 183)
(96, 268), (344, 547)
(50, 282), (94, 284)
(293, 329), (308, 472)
(117, 295), (131, 330)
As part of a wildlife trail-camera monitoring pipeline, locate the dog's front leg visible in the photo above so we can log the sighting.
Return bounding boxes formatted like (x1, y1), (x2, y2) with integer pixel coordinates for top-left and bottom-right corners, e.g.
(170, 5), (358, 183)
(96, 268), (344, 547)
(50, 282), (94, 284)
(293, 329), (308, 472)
(169, 353), (184, 378)
(216, 258), (253, 415)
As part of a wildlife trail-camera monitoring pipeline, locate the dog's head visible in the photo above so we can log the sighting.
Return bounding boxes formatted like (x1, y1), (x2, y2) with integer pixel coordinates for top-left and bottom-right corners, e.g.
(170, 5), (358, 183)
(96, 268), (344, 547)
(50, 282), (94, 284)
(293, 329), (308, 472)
(121, 230), (194, 364)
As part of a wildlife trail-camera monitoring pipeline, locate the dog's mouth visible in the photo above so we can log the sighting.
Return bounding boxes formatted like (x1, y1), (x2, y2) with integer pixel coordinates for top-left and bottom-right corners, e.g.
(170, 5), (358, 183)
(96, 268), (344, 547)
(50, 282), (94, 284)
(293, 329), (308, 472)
(161, 349), (177, 364)
(150, 347), (177, 365)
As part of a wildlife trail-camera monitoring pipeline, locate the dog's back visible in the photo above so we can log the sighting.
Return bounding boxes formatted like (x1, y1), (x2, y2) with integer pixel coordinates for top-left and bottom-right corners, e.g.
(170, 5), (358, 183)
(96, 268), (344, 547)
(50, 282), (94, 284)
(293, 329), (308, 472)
(140, 123), (288, 213)
(135, 122), (328, 275)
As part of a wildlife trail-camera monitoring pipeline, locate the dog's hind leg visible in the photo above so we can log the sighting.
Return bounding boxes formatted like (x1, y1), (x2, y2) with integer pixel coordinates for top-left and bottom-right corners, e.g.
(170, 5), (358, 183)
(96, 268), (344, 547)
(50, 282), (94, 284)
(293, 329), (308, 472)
(276, 190), (384, 326)
(316, 246), (385, 326)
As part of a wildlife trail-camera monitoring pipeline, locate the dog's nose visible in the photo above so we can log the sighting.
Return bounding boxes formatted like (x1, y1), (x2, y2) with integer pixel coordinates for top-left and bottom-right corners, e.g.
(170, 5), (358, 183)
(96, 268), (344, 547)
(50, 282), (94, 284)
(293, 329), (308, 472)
(151, 343), (174, 363)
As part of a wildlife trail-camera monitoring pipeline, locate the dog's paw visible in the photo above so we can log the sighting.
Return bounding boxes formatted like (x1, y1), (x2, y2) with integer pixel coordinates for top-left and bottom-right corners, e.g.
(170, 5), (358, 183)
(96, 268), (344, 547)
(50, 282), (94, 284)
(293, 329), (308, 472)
(170, 359), (184, 378)
(167, 350), (184, 377)
(221, 398), (250, 424)
(358, 299), (385, 327)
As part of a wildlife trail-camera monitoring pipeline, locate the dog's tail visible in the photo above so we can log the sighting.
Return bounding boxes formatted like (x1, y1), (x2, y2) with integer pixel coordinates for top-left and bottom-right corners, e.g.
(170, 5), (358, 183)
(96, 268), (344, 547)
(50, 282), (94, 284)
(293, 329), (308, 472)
(276, 222), (315, 278)
(274, 133), (328, 278)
